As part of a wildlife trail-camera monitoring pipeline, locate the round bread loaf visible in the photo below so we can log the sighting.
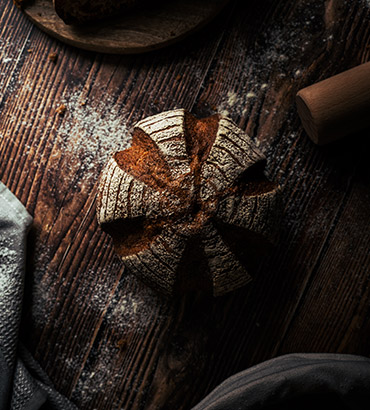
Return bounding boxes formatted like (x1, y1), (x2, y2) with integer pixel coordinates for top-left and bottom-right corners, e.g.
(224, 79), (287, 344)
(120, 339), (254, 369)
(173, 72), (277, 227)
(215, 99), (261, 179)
(97, 109), (281, 296)
(53, 0), (140, 24)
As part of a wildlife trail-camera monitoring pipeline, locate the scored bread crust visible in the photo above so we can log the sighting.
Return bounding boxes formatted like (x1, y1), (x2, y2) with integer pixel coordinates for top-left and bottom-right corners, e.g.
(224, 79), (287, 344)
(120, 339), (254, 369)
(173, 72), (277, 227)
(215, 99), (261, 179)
(53, 0), (140, 24)
(97, 109), (281, 297)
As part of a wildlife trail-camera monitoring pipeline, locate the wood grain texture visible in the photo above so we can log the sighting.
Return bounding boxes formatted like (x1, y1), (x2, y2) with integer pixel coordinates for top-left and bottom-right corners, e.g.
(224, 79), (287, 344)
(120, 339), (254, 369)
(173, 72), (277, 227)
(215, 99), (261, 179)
(23, 0), (231, 53)
(1, 0), (370, 409)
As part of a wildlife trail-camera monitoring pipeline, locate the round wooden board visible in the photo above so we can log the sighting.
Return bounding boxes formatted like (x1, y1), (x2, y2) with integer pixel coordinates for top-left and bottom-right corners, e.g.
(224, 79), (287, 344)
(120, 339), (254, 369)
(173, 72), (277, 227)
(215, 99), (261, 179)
(23, 0), (231, 54)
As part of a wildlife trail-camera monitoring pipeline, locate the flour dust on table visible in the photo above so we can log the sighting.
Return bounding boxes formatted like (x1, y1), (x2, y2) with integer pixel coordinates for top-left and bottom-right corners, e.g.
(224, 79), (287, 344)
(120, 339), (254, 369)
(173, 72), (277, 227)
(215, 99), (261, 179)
(56, 91), (131, 186)
(216, 1), (343, 122)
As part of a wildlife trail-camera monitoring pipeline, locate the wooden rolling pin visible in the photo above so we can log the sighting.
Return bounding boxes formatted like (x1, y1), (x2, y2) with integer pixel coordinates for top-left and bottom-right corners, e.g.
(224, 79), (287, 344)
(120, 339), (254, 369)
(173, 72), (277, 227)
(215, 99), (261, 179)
(296, 61), (370, 145)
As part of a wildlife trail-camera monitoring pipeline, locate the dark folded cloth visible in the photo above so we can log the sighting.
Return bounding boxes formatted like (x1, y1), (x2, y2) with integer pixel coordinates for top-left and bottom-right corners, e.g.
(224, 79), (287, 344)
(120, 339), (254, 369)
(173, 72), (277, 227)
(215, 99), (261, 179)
(192, 352), (370, 409)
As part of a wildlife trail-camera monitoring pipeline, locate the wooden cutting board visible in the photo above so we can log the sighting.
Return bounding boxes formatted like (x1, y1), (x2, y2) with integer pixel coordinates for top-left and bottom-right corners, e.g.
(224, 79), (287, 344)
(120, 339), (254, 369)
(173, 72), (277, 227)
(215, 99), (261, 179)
(23, 0), (231, 54)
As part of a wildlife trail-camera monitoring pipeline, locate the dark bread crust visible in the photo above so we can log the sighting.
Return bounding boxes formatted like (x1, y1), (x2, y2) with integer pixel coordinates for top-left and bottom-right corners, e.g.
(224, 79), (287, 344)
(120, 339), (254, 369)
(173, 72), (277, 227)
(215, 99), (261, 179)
(53, 0), (140, 24)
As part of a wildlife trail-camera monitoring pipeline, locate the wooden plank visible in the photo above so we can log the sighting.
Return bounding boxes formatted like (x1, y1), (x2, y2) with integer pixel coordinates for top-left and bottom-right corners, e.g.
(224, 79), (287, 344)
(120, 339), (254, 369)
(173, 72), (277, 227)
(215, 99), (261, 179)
(276, 138), (370, 354)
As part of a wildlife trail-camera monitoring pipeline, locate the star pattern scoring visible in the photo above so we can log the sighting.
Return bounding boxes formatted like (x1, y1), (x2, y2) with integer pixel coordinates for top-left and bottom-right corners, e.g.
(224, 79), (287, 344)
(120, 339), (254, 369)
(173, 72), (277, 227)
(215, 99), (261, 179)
(97, 109), (281, 296)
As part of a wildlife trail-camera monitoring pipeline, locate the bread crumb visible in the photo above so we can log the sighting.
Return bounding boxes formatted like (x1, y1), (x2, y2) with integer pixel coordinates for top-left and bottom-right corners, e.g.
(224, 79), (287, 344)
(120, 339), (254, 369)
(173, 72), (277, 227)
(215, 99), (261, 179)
(56, 104), (66, 116)
(48, 52), (58, 63)
(116, 339), (127, 349)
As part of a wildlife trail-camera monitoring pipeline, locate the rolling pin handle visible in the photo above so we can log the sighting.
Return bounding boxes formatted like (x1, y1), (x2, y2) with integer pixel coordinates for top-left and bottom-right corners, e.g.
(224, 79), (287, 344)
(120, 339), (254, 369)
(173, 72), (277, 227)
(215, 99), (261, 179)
(296, 61), (370, 145)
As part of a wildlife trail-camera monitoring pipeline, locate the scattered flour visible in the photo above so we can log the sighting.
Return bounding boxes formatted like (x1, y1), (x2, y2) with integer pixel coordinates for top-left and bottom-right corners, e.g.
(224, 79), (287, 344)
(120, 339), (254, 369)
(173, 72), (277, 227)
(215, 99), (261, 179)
(54, 91), (131, 186)
(75, 343), (121, 403)
(1, 32), (131, 186)
(67, 275), (166, 407)
(218, 0), (368, 121)
(0, 37), (27, 65)
(217, 2), (332, 119)
(0, 36), (31, 101)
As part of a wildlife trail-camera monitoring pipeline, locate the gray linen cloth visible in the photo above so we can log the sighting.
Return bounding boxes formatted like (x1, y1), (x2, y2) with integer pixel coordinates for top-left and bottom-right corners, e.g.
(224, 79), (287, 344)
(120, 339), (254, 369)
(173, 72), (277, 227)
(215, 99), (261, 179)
(0, 181), (76, 410)
(1, 180), (370, 410)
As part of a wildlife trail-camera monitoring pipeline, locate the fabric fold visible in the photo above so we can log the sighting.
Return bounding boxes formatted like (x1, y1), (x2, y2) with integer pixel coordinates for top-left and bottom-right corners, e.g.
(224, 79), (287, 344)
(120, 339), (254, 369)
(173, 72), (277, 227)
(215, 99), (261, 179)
(0, 181), (77, 410)
(191, 353), (370, 410)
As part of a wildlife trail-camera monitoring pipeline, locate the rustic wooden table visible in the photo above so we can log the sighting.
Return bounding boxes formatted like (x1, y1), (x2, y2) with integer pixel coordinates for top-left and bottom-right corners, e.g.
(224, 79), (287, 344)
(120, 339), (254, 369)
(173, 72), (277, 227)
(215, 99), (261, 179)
(1, 1), (370, 409)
